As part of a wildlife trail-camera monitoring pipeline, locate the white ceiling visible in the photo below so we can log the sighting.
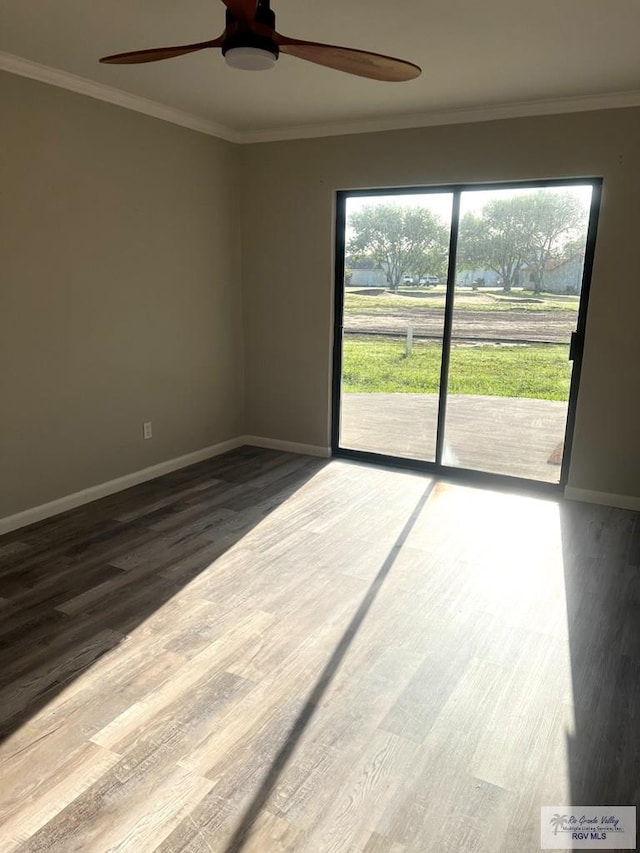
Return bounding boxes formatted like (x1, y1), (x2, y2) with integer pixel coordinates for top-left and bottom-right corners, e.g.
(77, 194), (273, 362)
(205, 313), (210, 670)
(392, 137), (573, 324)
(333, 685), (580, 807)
(2, 0), (640, 141)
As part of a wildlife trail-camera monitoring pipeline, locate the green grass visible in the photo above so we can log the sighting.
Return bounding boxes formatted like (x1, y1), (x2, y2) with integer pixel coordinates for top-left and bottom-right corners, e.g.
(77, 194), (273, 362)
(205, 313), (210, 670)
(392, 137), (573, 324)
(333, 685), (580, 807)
(342, 338), (571, 400)
(344, 290), (579, 316)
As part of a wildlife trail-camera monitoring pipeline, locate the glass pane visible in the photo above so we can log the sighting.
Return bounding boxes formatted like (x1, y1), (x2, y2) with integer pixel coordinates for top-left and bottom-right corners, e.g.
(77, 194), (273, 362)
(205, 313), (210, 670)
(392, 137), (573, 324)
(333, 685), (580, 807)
(443, 184), (592, 482)
(339, 192), (453, 461)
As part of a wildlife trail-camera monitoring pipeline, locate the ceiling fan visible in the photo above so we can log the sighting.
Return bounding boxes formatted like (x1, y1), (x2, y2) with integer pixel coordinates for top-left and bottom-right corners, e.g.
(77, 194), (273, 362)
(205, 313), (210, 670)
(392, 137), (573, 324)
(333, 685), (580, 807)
(99, 0), (421, 82)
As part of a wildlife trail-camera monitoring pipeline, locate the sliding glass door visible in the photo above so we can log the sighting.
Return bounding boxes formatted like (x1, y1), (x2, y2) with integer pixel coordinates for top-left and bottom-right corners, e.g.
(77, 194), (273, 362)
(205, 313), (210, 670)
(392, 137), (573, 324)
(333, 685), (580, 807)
(337, 191), (453, 462)
(333, 179), (600, 486)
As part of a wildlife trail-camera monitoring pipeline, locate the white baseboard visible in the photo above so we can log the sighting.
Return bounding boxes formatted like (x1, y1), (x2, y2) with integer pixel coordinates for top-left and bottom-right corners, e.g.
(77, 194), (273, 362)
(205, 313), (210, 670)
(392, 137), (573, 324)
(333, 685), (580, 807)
(0, 437), (245, 535)
(7, 437), (634, 536)
(564, 486), (640, 512)
(243, 435), (331, 458)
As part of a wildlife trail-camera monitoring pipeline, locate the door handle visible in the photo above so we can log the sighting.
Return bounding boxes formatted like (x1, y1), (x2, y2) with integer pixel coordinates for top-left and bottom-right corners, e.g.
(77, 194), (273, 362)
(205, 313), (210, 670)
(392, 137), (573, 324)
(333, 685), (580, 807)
(569, 331), (581, 362)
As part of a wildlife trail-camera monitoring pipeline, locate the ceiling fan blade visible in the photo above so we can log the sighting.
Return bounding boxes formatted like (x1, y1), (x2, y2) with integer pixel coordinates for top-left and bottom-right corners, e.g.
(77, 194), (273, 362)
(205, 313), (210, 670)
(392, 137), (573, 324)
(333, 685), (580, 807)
(276, 36), (421, 82)
(100, 37), (224, 64)
(219, 0), (257, 25)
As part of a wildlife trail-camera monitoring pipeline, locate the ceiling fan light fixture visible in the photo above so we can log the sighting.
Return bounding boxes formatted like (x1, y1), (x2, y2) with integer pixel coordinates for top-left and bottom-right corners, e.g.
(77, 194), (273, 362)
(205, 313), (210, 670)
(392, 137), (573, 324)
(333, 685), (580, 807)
(224, 46), (277, 71)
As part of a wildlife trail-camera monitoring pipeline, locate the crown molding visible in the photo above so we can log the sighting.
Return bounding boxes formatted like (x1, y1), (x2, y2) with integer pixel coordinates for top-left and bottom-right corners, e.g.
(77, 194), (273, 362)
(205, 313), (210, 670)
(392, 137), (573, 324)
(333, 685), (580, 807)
(239, 89), (640, 143)
(0, 51), (241, 143)
(3, 50), (640, 146)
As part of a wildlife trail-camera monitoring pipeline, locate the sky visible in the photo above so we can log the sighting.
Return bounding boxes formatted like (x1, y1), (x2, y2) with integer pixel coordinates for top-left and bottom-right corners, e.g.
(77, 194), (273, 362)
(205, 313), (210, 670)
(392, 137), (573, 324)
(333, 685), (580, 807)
(344, 184), (593, 233)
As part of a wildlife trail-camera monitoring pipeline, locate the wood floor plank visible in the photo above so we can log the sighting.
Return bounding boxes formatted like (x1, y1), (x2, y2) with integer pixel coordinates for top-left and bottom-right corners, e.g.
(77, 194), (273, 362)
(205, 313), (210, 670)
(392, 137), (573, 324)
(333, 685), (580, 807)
(91, 610), (273, 751)
(0, 626), (124, 734)
(0, 742), (120, 852)
(293, 730), (417, 852)
(0, 448), (638, 852)
(237, 810), (303, 853)
(0, 647), (186, 775)
(362, 834), (406, 853)
(19, 762), (214, 853)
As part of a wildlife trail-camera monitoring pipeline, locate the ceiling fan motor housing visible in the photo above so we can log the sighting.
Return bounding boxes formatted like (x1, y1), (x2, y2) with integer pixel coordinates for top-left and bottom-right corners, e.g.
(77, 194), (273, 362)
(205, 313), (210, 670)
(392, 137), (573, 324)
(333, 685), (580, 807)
(222, 1), (279, 68)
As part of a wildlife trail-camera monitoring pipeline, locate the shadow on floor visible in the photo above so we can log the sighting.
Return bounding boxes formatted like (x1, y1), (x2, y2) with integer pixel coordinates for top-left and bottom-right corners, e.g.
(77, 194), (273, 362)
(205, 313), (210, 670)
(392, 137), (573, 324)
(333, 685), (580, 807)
(0, 446), (328, 745)
(561, 500), (640, 821)
(222, 479), (436, 853)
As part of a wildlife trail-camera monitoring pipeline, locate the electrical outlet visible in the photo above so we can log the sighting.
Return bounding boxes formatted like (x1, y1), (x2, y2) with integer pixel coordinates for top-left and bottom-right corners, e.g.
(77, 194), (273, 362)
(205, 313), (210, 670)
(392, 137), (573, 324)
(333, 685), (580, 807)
(143, 421), (152, 440)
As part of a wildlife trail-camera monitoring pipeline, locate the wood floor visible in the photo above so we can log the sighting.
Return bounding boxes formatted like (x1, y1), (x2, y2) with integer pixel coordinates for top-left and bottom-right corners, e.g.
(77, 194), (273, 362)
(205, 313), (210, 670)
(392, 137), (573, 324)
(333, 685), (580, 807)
(0, 446), (638, 852)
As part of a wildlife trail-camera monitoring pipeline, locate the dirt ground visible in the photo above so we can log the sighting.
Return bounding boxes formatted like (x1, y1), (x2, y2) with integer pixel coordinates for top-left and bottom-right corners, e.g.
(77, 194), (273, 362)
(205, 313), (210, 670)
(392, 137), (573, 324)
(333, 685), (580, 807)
(345, 308), (577, 343)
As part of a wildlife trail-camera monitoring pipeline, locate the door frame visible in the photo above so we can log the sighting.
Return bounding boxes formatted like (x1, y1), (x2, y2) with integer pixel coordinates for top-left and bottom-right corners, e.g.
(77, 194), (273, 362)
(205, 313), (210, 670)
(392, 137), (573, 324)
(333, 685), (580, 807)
(331, 177), (603, 494)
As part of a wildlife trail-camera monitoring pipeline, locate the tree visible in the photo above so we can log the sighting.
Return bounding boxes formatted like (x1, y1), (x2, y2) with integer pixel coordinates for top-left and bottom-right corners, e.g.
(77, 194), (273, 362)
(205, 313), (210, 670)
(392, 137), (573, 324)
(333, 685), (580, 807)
(458, 191), (588, 293)
(347, 204), (449, 291)
(560, 236), (587, 262)
(523, 192), (587, 293)
(345, 253), (379, 270)
(458, 196), (531, 293)
(410, 243), (449, 283)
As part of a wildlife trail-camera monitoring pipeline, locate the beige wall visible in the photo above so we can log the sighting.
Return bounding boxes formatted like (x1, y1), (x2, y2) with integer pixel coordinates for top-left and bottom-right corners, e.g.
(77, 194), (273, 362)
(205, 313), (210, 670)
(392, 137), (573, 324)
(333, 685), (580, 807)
(240, 109), (640, 498)
(1, 72), (243, 518)
(2, 72), (639, 519)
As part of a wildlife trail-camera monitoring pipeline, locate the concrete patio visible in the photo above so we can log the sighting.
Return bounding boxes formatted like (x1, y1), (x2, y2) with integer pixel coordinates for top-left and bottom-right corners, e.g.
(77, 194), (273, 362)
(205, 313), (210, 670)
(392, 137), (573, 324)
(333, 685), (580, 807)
(340, 393), (569, 483)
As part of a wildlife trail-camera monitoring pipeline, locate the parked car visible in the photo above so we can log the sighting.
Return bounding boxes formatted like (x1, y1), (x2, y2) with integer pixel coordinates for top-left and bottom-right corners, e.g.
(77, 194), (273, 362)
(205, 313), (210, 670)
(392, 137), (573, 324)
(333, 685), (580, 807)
(420, 275), (440, 285)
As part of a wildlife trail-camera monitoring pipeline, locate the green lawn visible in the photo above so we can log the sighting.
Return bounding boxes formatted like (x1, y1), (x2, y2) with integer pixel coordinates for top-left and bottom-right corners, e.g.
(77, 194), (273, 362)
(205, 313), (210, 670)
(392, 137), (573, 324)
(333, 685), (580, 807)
(342, 338), (571, 400)
(344, 290), (579, 316)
